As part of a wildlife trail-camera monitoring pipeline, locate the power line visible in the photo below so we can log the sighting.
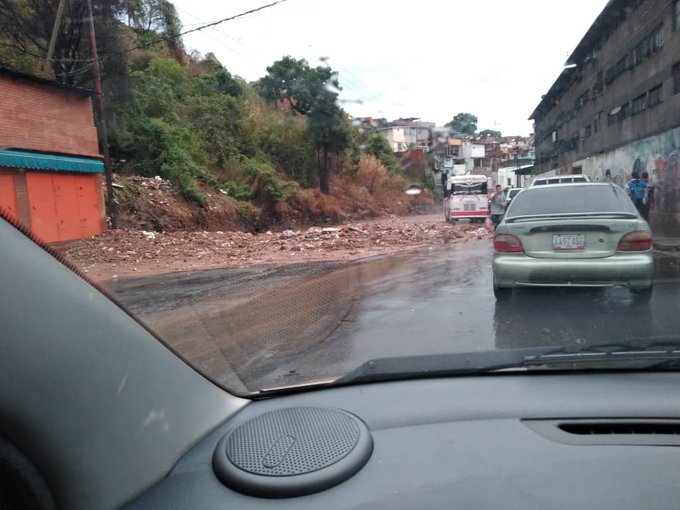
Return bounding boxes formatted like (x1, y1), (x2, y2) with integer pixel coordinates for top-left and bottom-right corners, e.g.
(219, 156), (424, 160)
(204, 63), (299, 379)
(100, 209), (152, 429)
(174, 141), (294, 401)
(29, 0), (290, 79)
(174, 6), (248, 58)
(119, 0), (289, 56)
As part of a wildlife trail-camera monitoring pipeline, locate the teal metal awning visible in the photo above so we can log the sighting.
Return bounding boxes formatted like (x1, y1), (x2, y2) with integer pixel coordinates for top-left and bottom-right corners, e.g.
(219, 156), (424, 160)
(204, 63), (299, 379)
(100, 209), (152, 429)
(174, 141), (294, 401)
(0, 149), (104, 174)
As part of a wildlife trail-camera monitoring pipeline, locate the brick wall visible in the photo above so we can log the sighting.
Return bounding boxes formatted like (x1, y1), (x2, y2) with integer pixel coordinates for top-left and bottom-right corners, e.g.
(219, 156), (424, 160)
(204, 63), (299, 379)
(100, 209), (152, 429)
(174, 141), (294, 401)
(0, 74), (101, 158)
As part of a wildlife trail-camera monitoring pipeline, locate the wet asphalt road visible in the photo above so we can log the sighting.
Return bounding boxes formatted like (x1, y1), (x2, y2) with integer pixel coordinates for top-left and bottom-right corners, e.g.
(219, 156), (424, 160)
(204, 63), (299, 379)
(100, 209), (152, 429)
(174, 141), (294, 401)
(109, 238), (680, 393)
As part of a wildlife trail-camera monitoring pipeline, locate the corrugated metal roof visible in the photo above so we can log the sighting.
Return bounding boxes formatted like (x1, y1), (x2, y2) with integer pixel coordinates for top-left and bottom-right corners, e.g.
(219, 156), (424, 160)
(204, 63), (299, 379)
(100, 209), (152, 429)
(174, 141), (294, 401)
(0, 149), (103, 173)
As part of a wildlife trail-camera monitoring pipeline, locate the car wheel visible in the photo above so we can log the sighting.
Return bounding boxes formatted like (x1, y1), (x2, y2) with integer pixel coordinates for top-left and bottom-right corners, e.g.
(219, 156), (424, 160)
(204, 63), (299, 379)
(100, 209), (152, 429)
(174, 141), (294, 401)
(631, 286), (653, 303)
(493, 285), (512, 300)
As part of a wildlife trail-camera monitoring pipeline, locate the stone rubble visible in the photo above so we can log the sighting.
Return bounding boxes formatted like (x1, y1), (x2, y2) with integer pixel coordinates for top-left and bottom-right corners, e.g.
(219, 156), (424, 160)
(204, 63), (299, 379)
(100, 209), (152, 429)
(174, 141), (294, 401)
(61, 214), (493, 281)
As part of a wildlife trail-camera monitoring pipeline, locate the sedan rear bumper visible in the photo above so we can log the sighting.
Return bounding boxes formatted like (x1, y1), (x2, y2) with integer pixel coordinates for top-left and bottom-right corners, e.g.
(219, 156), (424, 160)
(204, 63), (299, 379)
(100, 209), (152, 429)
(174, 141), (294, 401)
(493, 251), (654, 289)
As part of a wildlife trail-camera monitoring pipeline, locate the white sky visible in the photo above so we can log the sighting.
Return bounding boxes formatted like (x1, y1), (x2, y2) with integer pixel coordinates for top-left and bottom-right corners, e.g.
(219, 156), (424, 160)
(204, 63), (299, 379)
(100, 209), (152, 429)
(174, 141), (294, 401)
(171, 0), (610, 136)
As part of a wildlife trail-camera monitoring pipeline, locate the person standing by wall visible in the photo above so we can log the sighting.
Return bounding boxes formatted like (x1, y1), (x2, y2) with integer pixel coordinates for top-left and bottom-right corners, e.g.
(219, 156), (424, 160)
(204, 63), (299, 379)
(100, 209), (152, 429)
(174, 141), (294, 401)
(489, 184), (507, 230)
(627, 171), (647, 216)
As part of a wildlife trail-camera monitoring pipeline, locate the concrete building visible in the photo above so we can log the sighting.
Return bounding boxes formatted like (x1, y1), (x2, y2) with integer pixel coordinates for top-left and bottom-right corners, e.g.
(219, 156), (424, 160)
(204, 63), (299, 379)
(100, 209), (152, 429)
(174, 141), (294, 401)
(530, 0), (680, 231)
(497, 158), (536, 189)
(0, 67), (105, 243)
(378, 119), (434, 153)
(461, 140), (486, 172)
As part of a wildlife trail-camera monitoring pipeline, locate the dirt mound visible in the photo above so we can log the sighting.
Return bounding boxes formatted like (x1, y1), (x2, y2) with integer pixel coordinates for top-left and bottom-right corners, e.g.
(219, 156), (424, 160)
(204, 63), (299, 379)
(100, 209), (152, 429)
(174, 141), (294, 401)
(111, 168), (436, 233)
(113, 175), (242, 232)
(64, 215), (492, 281)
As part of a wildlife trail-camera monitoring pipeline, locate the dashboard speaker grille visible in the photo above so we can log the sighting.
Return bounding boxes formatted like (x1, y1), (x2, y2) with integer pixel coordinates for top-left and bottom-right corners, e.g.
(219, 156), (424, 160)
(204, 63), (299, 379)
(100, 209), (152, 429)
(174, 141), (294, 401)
(213, 407), (373, 498)
(226, 407), (360, 476)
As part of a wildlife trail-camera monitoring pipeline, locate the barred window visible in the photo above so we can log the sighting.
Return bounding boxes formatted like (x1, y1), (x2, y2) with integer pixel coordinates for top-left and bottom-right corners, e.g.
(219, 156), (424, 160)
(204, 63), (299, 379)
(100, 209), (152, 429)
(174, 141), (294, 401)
(631, 93), (647, 115)
(647, 84), (663, 107)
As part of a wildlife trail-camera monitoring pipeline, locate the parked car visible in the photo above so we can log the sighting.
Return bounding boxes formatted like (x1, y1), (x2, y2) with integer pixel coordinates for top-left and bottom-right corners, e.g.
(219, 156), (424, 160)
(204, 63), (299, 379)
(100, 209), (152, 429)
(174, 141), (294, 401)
(531, 175), (591, 186)
(493, 183), (653, 300)
(505, 187), (524, 207)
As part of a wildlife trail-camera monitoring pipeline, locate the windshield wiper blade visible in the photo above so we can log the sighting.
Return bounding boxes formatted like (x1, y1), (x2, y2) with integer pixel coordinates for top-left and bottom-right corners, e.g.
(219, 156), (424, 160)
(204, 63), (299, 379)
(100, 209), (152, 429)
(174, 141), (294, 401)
(335, 347), (555, 385)
(336, 340), (680, 386)
(523, 339), (680, 369)
(524, 350), (680, 367)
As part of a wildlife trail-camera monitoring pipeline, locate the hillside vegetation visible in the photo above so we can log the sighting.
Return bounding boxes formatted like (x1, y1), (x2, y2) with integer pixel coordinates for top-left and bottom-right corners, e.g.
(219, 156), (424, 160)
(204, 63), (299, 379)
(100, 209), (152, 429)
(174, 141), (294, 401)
(0, 0), (432, 230)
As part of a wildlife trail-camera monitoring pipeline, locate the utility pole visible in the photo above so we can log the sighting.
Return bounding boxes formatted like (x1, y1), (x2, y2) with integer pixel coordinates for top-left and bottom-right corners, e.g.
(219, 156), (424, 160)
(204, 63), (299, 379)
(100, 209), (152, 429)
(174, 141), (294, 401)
(515, 140), (521, 188)
(46, 0), (66, 74)
(85, 0), (117, 228)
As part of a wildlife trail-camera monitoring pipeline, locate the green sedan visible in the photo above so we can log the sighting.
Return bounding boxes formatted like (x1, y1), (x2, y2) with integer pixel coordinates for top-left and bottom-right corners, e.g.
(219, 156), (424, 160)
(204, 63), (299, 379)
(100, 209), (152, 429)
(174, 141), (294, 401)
(492, 183), (654, 301)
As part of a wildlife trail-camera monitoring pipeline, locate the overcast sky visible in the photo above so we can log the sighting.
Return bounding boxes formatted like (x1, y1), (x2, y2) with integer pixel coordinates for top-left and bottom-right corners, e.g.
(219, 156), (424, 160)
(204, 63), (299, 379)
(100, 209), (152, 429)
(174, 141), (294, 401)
(171, 0), (610, 136)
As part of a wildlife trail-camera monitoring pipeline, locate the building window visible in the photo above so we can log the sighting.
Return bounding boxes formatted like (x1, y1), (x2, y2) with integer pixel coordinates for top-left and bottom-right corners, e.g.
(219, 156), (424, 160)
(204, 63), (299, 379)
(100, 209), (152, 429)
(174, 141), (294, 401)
(673, 62), (680, 95)
(620, 102), (630, 120)
(608, 103), (630, 125)
(647, 84), (663, 107)
(608, 111), (617, 126)
(631, 93), (647, 115)
(605, 24), (664, 85)
(585, 125), (592, 138)
(675, 0), (680, 31)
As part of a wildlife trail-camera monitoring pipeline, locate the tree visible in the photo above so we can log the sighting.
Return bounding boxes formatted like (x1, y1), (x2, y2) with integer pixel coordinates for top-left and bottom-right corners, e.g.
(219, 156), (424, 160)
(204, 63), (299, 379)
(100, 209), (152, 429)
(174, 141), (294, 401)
(309, 93), (350, 193)
(445, 112), (478, 135)
(257, 56), (347, 193)
(256, 56), (338, 116)
(353, 128), (399, 173)
(125, 0), (184, 61)
(479, 129), (501, 138)
(0, 0), (127, 84)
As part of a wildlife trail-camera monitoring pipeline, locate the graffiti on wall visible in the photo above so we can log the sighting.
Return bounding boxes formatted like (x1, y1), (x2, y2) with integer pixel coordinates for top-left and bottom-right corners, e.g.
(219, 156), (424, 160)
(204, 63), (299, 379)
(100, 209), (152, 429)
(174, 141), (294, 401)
(580, 126), (680, 233)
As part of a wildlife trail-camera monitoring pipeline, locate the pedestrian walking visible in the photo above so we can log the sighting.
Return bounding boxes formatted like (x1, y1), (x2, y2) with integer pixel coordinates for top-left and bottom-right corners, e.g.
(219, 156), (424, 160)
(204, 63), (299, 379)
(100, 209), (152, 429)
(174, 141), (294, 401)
(489, 184), (507, 230)
(627, 171), (647, 216)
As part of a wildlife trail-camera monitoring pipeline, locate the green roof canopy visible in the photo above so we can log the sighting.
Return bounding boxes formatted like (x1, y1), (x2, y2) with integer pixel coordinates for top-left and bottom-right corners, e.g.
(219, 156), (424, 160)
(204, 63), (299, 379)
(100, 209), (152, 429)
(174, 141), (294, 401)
(0, 149), (103, 174)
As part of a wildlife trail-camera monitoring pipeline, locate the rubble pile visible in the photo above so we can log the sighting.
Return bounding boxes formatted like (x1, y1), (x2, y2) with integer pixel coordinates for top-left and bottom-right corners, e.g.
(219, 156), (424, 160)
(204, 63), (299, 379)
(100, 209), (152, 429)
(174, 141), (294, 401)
(62, 215), (493, 280)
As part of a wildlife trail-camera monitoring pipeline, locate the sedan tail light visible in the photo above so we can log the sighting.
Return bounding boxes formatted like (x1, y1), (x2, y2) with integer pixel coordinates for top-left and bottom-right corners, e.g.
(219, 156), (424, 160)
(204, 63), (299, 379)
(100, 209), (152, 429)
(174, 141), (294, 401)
(618, 231), (652, 251)
(494, 234), (523, 252)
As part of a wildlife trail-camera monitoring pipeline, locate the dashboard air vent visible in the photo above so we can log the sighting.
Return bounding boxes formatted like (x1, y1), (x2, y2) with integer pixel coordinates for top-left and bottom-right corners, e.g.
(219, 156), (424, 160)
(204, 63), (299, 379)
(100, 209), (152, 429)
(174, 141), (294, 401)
(559, 421), (680, 436)
(524, 419), (680, 446)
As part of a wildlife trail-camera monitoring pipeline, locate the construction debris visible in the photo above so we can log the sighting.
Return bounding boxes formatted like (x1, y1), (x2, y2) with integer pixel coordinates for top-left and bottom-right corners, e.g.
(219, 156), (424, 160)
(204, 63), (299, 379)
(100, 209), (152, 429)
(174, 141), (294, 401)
(62, 214), (493, 281)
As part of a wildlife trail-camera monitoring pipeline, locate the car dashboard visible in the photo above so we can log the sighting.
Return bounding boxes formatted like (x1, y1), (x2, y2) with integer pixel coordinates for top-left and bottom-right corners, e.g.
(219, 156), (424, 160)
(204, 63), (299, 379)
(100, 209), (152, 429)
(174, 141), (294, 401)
(126, 372), (680, 510)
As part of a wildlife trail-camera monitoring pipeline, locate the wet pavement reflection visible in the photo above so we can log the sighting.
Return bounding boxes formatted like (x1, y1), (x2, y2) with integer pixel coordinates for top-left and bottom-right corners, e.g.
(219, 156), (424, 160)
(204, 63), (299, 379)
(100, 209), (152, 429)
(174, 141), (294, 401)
(111, 239), (680, 392)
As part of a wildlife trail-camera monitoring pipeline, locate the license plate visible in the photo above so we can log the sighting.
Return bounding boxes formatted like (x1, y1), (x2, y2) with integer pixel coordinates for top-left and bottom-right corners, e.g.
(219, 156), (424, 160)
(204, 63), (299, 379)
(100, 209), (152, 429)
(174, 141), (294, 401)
(553, 234), (585, 250)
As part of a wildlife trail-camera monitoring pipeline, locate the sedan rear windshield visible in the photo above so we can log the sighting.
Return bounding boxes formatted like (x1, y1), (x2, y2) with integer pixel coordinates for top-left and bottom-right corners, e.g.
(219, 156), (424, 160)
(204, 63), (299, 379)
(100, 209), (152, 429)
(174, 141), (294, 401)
(506, 185), (636, 218)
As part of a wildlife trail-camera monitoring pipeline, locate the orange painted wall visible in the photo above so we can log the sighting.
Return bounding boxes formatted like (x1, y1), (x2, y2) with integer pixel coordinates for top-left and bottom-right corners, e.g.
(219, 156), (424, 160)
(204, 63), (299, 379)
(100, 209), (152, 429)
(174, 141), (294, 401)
(25, 172), (103, 242)
(0, 173), (18, 220)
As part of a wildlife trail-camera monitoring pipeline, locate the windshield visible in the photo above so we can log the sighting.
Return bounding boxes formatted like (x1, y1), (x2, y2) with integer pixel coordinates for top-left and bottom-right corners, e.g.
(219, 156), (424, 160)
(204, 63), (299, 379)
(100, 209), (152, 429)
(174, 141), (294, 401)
(452, 183), (487, 195)
(507, 185), (637, 218)
(3, 0), (679, 396)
